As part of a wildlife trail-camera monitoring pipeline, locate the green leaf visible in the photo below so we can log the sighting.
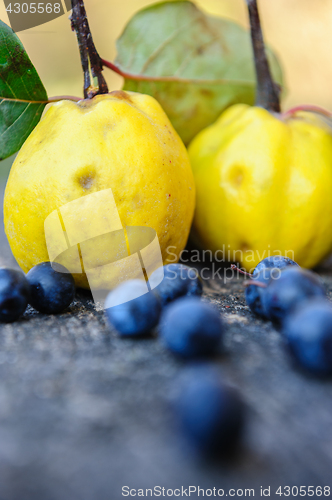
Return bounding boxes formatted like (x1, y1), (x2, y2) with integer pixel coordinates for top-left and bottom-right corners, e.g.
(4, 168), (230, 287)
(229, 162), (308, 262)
(115, 0), (283, 145)
(0, 20), (48, 161)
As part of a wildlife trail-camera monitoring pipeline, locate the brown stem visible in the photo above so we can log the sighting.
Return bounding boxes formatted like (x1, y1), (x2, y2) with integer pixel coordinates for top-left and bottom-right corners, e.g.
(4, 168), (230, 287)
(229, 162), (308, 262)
(246, 0), (280, 112)
(101, 59), (126, 78)
(101, 58), (255, 86)
(244, 280), (267, 288)
(71, 0), (108, 99)
(230, 264), (253, 277)
(282, 105), (332, 120)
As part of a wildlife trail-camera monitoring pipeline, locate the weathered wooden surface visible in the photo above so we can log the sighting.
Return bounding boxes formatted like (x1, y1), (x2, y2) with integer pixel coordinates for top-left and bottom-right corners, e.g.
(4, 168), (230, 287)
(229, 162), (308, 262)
(0, 183), (332, 500)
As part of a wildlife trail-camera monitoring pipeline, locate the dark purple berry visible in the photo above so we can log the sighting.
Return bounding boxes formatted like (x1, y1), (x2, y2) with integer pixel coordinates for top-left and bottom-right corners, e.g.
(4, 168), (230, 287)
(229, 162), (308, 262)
(27, 262), (75, 314)
(0, 269), (30, 323)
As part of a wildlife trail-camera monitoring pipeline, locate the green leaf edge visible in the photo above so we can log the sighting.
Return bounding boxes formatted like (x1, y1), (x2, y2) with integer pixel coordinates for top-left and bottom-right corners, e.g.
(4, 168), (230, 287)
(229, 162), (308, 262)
(0, 20), (48, 161)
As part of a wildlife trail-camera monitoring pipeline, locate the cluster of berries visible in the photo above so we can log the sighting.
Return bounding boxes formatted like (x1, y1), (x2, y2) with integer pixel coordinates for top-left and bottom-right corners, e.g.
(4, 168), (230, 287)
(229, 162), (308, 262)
(106, 263), (244, 457)
(245, 256), (332, 376)
(0, 262), (75, 322)
(0, 260), (241, 457)
(1, 256), (331, 457)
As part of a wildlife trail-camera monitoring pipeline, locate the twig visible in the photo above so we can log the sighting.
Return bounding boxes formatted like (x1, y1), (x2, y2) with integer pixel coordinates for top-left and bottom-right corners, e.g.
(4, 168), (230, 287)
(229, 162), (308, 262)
(101, 58), (258, 86)
(246, 0), (280, 112)
(282, 105), (332, 120)
(71, 0), (108, 99)
(231, 264), (253, 277)
(243, 280), (267, 288)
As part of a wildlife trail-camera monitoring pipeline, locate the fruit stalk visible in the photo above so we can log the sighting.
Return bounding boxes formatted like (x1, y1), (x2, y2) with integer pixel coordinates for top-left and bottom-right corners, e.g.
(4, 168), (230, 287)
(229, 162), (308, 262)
(230, 264), (253, 277)
(70, 0), (108, 99)
(246, 0), (280, 112)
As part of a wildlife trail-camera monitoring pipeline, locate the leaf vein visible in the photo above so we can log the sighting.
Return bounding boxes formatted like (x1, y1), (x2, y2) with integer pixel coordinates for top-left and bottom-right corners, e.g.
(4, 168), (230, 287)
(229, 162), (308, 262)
(140, 12), (202, 74)
(3, 34), (31, 99)
(0, 102), (31, 139)
(0, 65), (17, 98)
(173, 36), (221, 77)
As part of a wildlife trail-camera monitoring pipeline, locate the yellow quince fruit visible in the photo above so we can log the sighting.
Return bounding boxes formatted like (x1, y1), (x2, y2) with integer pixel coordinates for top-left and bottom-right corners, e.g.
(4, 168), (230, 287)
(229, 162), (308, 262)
(188, 0), (332, 272)
(188, 104), (332, 271)
(4, 91), (195, 289)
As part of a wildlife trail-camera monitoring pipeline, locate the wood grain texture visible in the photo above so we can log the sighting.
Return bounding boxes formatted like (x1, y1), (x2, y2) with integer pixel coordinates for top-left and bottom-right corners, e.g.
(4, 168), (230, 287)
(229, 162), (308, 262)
(0, 184), (331, 499)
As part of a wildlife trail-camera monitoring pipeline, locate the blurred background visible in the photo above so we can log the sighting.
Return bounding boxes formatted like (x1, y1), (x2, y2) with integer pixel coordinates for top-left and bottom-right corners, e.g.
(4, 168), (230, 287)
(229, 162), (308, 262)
(0, 0), (331, 106)
(1, 0), (332, 175)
